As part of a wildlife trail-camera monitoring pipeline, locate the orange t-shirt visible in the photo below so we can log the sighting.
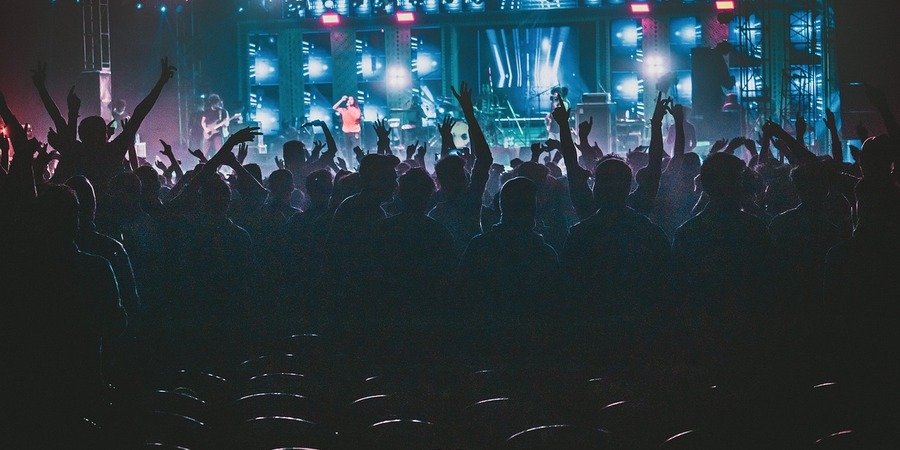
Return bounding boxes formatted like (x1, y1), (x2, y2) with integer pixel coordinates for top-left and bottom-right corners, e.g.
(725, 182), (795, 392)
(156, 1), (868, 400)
(338, 107), (362, 133)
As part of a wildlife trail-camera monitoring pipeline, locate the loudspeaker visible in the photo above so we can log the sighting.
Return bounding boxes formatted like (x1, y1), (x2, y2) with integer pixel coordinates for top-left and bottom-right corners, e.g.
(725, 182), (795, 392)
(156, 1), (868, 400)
(575, 102), (617, 153)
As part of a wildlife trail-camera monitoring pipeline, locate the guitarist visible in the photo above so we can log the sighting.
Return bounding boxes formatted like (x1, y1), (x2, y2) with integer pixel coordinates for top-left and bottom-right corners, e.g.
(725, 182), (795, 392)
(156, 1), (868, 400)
(201, 94), (240, 156)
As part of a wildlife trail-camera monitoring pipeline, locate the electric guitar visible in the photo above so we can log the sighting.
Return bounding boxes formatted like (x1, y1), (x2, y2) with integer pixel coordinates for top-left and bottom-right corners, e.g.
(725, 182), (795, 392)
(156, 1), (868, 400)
(203, 112), (242, 140)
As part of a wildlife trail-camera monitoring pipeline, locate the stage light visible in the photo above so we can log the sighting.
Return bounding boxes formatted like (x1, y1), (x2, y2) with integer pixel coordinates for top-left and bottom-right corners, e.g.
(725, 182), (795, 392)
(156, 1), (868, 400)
(160, 5), (167, 13)
(136, 3), (142, 9)
(309, 59), (328, 78)
(387, 66), (409, 88)
(397, 12), (415, 23)
(716, 1), (736, 10)
(630, 3), (650, 14)
(322, 12), (340, 25)
(615, 76), (641, 101)
(644, 54), (667, 77)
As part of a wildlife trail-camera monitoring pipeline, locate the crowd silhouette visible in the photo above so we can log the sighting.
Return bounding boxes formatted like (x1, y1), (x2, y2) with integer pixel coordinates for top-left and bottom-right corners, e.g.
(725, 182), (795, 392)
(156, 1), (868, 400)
(2, 58), (900, 449)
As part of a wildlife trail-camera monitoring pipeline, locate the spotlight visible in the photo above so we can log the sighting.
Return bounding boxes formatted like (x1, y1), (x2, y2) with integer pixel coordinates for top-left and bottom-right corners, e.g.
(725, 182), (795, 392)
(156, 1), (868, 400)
(716, 1), (736, 10)
(136, 2), (142, 9)
(630, 2), (650, 14)
(322, 12), (340, 25)
(396, 12), (415, 23)
(160, 5), (166, 13)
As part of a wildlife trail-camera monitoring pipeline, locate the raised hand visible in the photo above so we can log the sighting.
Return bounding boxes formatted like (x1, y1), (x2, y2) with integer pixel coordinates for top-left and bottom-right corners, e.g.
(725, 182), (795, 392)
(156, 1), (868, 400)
(651, 92), (673, 125)
(551, 104), (570, 128)
(406, 140), (419, 161)
(796, 112), (807, 138)
(373, 119), (391, 141)
(724, 136), (745, 154)
(188, 148), (208, 162)
(744, 138), (758, 156)
(66, 86), (81, 114)
(822, 108), (837, 131)
(312, 140), (326, 154)
(336, 156), (348, 171)
(415, 142), (426, 159)
(0, 131), (9, 153)
(226, 126), (262, 146)
(545, 139), (561, 151)
(275, 155), (284, 170)
(237, 143), (249, 165)
(530, 142), (545, 161)
(159, 57), (177, 84)
(159, 139), (175, 159)
(31, 61), (48, 87)
(709, 138), (728, 154)
(671, 103), (685, 123)
(353, 146), (365, 162)
(155, 159), (169, 172)
(437, 115), (456, 140)
(451, 82), (475, 114)
(578, 116), (593, 138)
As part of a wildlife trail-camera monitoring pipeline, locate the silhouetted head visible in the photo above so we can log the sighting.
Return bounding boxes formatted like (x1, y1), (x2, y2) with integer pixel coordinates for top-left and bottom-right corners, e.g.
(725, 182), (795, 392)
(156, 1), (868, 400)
(34, 184), (80, 245)
(283, 140), (306, 167)
(306, 169), (334, 203)
(700, 152), (745, 202)
(859, 135), (894, 179)
(516, 161), (550, 186)
(200, 176), (231, 218)
(108, 172), (143, 204)
(592, 158), (633, 206)
(243, 164), (263, 183)
(78, 115), (109, 147)
(435, 155), (468, 195)
(134, 166), (161, 200)
(65, 175), (96, 224)
(682, 152), (702, 178)
(359, 154), (399, 202)
(791, 162), (828, 205)
(331, 171), (361, 209)
(268, 169), (294, 200)
(396, 161), (411, 177)
(398, 168), (435, 215)
(499, 177), (537, 225)
(112, 99), (127, 113)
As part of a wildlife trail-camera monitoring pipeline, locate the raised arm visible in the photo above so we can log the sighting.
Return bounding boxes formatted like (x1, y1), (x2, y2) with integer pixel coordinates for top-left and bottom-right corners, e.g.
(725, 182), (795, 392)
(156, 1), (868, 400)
(66, 86), (81, 142)
(159, 139), (184, 179)
(452, 82), (493, 197)
(0, 91), (36, 201)
(629, 93), (670, 214)
(437, 115), (457, 158)
(764, 120), (816, 164)
(670, 102), (685, 159)
(30, 62), (69, 134)
(113, 57), (176, 156)
(554, 105), (593, 219)
(372, 118), (392, 156)
(332, 95), (347, 111)
(823, 108), (842, 162)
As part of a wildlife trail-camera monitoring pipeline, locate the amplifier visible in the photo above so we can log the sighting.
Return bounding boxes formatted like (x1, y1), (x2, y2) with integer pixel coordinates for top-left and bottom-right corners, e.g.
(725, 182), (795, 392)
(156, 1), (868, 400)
(575, 102), (617, 154)
(581, 93), (611, 104)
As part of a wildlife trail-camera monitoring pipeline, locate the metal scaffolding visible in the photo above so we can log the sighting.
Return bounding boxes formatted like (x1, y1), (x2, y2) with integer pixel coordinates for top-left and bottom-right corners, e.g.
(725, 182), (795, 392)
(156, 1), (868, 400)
(736, 0), (838, 152)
